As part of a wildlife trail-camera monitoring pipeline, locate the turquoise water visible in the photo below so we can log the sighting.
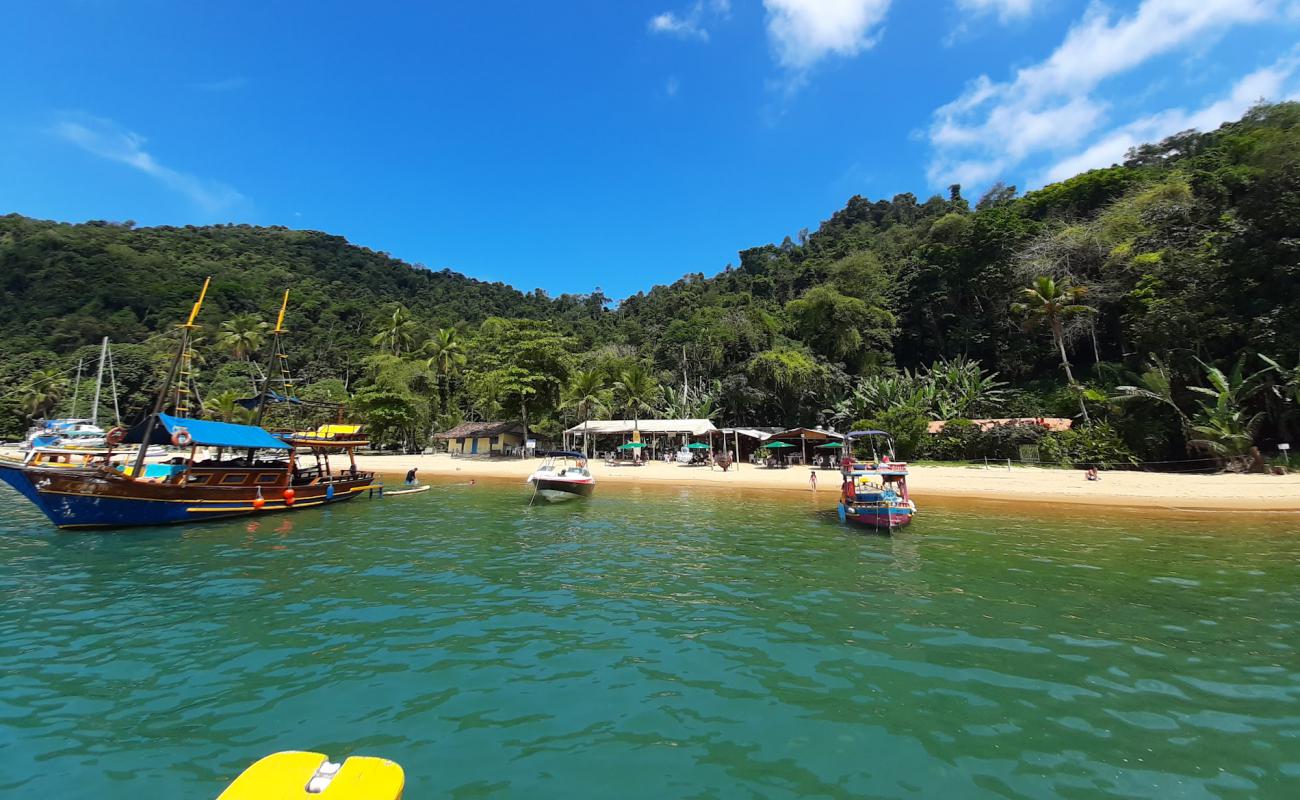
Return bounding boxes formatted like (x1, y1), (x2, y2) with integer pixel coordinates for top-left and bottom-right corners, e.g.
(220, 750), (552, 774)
(1, 481), (1299, 799)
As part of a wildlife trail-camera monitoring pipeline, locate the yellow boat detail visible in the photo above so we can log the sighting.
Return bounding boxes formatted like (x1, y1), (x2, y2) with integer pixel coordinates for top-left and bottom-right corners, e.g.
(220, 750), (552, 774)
(219, 751), (404, 799)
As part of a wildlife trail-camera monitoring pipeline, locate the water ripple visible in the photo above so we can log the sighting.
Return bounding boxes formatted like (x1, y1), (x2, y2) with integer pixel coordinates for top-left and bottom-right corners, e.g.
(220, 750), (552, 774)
(1, 482), (1299, 798)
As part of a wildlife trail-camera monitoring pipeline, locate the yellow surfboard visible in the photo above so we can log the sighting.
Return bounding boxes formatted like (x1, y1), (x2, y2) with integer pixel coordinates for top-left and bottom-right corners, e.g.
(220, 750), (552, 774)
(219, 751), (404, 799)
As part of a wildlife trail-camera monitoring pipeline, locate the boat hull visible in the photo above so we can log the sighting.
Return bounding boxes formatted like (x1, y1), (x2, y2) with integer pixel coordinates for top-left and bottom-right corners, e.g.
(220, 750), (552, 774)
(839, 501), (914, 531)
(0, 462), (374, 529)
(530, 477), (594, 502)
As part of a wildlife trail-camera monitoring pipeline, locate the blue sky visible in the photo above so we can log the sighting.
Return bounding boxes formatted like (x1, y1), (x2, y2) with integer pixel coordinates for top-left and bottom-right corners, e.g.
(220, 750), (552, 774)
(2, 1), (1298, 298)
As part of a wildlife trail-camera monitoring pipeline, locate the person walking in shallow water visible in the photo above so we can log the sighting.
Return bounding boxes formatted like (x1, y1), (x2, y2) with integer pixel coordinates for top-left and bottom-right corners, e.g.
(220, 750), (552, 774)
(809, 470), (818, 491)
(405, 467), (418, 486)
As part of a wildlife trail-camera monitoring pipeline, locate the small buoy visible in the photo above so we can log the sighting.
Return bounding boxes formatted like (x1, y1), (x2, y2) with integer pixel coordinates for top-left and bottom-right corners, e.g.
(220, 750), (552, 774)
(252, 496), (266, 510)
(283, 488), (296, 506)
(326, 485), (335, 500)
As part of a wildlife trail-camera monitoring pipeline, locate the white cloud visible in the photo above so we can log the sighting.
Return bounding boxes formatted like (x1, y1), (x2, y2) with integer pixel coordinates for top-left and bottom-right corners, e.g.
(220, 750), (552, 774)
(648, 1), (731, 41)
(666, 76), (681, 97)
(955, 0), (1037, 23)
(763, 0), (892, 71)
(1042, 53), (1300, 183)
(52, 114), (245, 214)
(649, 11), (709, 41)
(927, 0), (1281, 188)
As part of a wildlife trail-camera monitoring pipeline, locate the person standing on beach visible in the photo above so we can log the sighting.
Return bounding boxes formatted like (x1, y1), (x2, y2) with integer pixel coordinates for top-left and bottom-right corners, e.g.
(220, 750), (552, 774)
(405, 467), (418, 486)
(809, 470), (818, 492)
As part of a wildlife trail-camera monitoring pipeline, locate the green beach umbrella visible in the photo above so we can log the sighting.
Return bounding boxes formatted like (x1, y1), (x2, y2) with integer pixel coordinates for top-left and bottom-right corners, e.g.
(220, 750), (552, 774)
(815, 442), (844, 449)
(617, 442), (647, 450)
(762, 441), (795, 449)
(686, 442), (710, 449)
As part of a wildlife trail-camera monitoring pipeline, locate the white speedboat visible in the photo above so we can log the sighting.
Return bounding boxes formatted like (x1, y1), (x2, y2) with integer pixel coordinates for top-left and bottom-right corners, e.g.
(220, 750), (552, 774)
(25, 419), (107, 449)
(526, 451), (595, 502)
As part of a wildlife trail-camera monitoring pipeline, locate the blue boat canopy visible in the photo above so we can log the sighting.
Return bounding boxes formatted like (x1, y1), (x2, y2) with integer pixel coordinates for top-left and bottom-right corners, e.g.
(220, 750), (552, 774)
(124, 413), (291, 450)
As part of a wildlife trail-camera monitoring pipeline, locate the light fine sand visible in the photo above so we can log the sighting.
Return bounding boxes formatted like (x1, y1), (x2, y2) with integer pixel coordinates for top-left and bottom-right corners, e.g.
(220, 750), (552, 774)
(355, 453), (1300, 514)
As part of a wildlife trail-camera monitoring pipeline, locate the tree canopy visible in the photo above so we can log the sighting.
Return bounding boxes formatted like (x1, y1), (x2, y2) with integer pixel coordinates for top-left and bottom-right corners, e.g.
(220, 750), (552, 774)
(3, 102), (1299, 464)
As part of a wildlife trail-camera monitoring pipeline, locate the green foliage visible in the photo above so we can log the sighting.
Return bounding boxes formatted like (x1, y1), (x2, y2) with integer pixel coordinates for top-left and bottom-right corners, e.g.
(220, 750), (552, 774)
(1, 102), (1299, 464)
(1039, 423), (1137, 469)
(830, 357), (1009, 427)
(855, 407), (929, 460)
(468, 317), (572, 429)
(920, 418), (978, 461)
(613, 363), (660, 423)
(215, 313), (269, 362)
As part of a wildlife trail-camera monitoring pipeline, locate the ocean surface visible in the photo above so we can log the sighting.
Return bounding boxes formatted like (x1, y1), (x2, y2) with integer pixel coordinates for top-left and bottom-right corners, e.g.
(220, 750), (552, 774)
(1, 480), (1298, 799)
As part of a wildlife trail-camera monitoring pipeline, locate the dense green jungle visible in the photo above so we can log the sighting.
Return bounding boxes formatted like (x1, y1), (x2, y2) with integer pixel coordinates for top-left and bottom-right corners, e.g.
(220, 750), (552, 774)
(3, 103), (1298, 468)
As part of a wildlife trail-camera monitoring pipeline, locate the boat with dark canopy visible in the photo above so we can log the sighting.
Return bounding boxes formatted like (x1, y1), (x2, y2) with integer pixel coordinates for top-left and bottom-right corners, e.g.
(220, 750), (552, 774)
(836, 430), (916, 531)
(0, 280), (375, 529)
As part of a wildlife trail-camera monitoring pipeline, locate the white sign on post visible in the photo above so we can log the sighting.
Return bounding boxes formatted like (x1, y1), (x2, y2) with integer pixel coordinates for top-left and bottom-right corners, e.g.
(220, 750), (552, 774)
(1280, 443), (1291, 451)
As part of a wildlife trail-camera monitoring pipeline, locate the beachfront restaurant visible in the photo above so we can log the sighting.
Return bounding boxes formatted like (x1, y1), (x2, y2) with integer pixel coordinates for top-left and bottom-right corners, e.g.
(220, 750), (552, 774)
(721, 427), (784, 463)
(762, 427), (845, 468)
(563, 419), (721, 460)
(435, 421), (526, 457)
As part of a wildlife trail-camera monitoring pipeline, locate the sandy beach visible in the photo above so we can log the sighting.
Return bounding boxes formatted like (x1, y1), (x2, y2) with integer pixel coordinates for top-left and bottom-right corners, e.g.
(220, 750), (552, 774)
(354, 453), (1300, 514)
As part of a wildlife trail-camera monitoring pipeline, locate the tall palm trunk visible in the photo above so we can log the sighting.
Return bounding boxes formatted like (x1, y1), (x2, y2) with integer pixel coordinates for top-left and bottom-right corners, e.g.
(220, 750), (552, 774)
(1052, 318), (1090, 423)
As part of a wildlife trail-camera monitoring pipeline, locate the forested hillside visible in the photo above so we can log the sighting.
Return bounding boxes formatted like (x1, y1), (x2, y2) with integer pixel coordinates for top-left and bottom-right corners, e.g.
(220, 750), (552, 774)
(3, 102), (1299, 467)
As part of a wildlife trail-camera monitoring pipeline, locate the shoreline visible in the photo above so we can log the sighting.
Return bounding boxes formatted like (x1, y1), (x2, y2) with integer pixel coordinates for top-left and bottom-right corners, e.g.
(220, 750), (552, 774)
(354, 453), (1300, 515)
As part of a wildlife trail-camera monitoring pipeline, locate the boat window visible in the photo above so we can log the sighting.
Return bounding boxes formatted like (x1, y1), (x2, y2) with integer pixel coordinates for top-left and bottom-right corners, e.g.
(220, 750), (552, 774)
(256, 473), (280, 484)
(187, 474), (210, 485)
(220, 473), (249, 485)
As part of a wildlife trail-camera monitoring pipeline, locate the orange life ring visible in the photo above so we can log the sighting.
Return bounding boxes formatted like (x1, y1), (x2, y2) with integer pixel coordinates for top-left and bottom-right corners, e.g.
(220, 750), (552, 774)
(106, 427), (127, 447)
(171, 427), (192, 447)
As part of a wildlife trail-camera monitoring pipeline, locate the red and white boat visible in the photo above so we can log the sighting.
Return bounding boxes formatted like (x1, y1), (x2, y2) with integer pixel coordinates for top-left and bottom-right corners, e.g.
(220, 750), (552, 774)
(526, 451), (596, 502)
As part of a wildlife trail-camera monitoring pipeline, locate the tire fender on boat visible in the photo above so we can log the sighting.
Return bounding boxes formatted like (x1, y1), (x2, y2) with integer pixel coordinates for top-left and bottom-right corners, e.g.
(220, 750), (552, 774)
(106, 427), (127, 447)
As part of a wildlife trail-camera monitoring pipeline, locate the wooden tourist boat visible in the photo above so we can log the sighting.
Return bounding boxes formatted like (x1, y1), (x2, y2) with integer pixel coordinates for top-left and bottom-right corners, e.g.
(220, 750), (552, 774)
(0, 415), (374, 529)
(837, 430), (916, 532)
(527, 450), (596, 502)
(0, 280), (375, 529)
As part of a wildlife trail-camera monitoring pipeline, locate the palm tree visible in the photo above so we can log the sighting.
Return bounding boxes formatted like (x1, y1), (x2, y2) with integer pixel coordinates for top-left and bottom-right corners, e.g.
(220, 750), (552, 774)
(21, 367), (67, 420)
(204, 389), (254, 424)
(215, 314), (270, 362)
(1260, 352), (1300, 441)
(561, 369), (610, 457)
(1011, 275), (1095, 422)
(1186, 357), (1270, 463)
(424, 327), (466, 411)
(1113, 355), (1191, 437)
(371, 305), (416, 358)
(614, 364), (660, 433)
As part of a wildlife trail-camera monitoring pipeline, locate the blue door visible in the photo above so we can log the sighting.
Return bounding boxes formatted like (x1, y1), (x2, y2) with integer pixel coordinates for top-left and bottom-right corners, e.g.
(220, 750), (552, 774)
(470, 438), (478, 454)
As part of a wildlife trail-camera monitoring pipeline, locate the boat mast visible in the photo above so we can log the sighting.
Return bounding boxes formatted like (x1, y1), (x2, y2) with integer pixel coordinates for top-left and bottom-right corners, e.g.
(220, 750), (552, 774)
(132, 278), (210, 475)
(91, 336), (108, 427)
(70, 357), (83, 419)
(253, 290), (290, 429)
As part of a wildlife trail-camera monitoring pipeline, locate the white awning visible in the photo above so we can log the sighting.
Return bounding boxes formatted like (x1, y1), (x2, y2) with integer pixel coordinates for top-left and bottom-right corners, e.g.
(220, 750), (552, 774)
(564, 419), (719, 437)
(720, 428), (771, 440)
